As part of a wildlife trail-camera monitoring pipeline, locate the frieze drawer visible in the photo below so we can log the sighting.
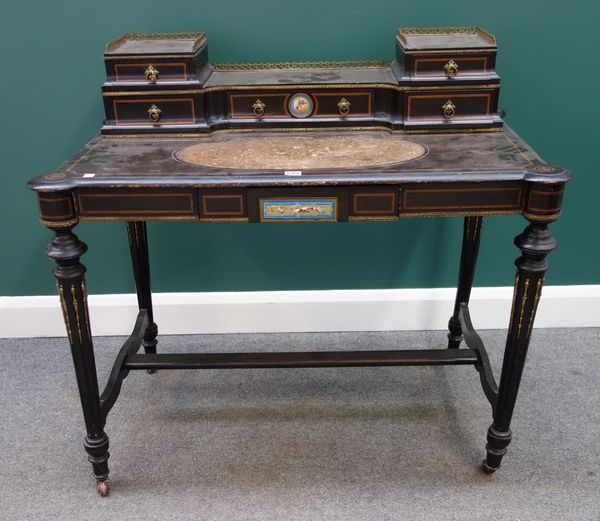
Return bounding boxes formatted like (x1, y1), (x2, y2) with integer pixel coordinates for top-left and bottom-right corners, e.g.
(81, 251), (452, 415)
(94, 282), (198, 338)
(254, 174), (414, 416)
(229, 91), (373, 119)
(106, 96), (197, 126)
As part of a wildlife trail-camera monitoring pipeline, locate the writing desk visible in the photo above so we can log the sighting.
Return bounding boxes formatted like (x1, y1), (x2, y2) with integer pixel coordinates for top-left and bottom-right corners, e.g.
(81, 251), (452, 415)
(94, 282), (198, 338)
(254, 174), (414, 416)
(29, 126), (570, 495)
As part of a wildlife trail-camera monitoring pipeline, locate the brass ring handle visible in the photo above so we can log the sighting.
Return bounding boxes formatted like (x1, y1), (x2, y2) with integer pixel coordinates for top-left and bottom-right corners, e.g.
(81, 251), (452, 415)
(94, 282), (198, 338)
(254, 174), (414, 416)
(337, 97), (351, 116)
(442, 100), (456, 120)
(147, 104), (162, 122)
(252, 99), (266, 117)
(444, 59), (458, 78)
(145, 65), (159, 83)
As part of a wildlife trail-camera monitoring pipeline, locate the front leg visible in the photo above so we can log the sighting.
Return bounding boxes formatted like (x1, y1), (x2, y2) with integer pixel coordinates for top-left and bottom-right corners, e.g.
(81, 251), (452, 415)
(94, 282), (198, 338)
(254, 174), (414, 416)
(127, 221), (158, 357)
(483, 220), (556, 472)
(45, 226), (110, 496)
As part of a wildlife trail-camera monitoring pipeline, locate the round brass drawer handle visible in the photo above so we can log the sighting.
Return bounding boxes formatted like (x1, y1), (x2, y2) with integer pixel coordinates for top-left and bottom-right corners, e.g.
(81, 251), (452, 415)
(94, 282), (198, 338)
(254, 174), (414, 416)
(442, 100), (456, 120)
(252, 99), (266, 117)
(147, 104), (162, 122)
(444, 60), (458, 78)
(337, 97), (351, 116)
(145, 65), (159, 83)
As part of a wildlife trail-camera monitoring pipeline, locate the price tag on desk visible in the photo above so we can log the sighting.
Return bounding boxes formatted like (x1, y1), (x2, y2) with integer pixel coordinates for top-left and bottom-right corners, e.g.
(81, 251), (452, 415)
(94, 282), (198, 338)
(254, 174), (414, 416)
(284, 170), (302, 176)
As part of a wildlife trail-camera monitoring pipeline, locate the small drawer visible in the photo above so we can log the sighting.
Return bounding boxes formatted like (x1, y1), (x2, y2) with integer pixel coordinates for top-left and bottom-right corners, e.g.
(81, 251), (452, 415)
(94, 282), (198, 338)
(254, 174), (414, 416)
(350, 190), (398, 218)
(229, 93), (289, 119)
(112, 62), (189, 83)
(405, 90), (495, 122)
(313, 91), (373, 117)
(199, 191), (247, 220)
(411, 54), (493, 79)
(111, 97), (196, 126)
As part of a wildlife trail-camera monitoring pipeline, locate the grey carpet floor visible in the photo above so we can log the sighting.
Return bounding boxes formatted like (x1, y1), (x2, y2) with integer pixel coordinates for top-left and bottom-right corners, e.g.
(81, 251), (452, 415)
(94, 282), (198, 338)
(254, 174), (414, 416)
(1, 329), (599, 521)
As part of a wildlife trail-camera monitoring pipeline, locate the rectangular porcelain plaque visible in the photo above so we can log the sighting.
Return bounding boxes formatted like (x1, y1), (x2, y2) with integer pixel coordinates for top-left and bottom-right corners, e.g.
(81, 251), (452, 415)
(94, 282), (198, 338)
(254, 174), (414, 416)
(260, 198), (337, 221)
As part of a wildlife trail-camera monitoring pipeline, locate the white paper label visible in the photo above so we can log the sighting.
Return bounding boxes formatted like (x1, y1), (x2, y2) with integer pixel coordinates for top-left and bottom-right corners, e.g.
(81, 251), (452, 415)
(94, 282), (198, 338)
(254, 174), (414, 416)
(82, 173), (95, 178)
(284, 170), (302, 176)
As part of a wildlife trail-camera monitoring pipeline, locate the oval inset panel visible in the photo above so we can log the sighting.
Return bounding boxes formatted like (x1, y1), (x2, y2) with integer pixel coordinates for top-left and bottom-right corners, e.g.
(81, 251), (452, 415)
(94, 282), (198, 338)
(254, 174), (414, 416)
(175, 134), (427, 170)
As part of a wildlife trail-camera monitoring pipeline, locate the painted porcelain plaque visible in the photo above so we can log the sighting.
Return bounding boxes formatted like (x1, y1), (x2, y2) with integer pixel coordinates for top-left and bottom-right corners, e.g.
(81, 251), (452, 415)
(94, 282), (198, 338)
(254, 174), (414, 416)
(288, 93), (314, 118)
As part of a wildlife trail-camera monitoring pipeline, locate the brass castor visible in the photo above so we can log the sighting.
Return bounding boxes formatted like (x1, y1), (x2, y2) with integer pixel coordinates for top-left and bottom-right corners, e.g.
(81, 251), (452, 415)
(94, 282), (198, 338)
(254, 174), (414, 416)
(97, 480), (110, 497)
(481, 459), (498, 474)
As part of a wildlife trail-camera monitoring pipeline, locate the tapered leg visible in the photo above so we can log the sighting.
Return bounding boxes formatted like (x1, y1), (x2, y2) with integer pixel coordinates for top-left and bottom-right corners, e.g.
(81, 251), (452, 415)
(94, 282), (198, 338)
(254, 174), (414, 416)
(482, 221), (556, 472)
(447, 216), (483, 348)
(127, 222), (158, 358)
(45, 226), (110, 496)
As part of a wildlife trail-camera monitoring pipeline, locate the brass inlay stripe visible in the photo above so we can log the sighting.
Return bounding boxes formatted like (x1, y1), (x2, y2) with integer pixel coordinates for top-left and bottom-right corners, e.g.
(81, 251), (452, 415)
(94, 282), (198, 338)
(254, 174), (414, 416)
(71, 284), (83, 344)
(527, 278), (544, 337)
(58, 284), (73, 344)
(516, 278), (530, 339)
(81, 281), (92, 340)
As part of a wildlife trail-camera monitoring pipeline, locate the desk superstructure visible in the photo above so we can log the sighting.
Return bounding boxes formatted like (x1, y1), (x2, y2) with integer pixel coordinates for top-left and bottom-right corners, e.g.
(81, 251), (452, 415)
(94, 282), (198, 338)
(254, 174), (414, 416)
(29, 28), (570, 496)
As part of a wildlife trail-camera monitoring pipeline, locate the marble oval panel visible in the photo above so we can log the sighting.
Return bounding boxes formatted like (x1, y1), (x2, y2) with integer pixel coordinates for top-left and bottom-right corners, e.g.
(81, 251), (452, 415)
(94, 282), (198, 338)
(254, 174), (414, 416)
(175, 133), (427, 171)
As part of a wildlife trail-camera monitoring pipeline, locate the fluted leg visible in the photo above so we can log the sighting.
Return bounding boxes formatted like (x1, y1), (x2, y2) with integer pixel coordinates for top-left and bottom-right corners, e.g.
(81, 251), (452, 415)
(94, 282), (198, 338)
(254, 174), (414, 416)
(482, 221), (556, 472)
(447, 216), (483, 348)
(45, 226), (110, 496)
(127, 222), (158, 359)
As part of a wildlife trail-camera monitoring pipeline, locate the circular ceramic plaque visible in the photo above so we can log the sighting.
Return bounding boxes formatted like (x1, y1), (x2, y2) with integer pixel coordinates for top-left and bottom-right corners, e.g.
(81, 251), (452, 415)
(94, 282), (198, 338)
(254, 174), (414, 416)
(288, 93), (314, 118)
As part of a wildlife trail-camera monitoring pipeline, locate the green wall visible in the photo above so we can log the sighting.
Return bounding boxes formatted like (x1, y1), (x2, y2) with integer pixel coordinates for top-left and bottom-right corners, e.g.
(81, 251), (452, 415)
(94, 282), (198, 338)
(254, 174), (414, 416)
(1, 0), (598, 296)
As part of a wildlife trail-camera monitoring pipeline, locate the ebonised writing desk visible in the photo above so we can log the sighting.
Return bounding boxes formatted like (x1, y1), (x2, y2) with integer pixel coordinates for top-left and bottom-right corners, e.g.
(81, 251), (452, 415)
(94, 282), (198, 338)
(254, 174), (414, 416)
(28, 29), (571, 495)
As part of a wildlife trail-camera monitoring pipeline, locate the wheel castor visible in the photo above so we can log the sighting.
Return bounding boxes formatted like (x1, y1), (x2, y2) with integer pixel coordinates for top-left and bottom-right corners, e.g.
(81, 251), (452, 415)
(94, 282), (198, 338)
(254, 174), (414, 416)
(146, 368), (157, 374)
(481, 459), (498, 474)
(97, 480), (110, 497)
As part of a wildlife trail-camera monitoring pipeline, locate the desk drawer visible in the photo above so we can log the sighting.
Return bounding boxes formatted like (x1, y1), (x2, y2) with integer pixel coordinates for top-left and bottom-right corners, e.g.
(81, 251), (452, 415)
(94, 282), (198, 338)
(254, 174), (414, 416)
(76, 189), (198, 219)
(109, 96), (197, 126)
(229, 93), (289, 119)
(406, 90), (495, 122)
(411, 54), (494, 79)
(111, 62), (189, 83)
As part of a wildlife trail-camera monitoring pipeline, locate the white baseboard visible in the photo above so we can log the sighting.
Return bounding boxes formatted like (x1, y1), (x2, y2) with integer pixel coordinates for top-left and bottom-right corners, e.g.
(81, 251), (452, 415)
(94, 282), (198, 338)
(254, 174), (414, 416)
(0, 285), (598, 338)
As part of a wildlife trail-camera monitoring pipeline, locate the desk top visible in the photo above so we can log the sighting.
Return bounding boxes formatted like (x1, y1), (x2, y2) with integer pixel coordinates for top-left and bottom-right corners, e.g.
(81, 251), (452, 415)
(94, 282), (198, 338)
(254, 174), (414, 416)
(29, 126), (569, 192)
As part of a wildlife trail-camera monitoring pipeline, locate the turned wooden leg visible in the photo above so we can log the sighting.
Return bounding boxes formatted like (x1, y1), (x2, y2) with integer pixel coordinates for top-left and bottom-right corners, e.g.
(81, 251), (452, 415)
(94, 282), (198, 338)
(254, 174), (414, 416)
(447, 216), (483, 349)
(482, 220), (556, 472)
(45, 226), (110, 496)
(127, 222), (158, 363)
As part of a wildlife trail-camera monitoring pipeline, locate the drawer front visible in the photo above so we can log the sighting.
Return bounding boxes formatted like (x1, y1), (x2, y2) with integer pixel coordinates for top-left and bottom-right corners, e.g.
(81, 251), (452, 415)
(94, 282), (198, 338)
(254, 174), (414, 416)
(313, 91), (373, 117)
(112, 97), (196, 126)
(411, 54), (493, 78)
(406, 91), (494, 122)
(112, 62), (189, 83)
(350, 190), (398, 219)
(77, 189), (198, 219)
(229, 93), (289, 119)
(198, 190), (247, 221)
(401, 183), (524, 216)
(228, 91), (373, 119)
